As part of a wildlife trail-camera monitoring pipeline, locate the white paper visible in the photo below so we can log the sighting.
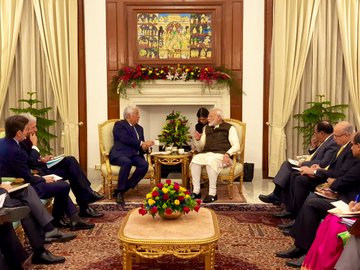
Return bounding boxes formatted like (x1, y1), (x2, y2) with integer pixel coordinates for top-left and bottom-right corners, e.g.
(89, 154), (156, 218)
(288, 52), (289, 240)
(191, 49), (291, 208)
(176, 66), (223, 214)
(43, 174), (62, 181)
(288, 158), (299, 166)
(0, 193), (6, 208)
(292, 167), (301, 171)
(331, 200), (349, 212)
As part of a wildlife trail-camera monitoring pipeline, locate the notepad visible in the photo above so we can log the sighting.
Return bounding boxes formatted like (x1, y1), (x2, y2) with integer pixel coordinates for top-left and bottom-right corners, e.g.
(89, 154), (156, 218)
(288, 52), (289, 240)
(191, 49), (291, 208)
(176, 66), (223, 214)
(46, 154), (65, 168)
(288, 158), (300, 167)
(8, 183), (30, 193)
(43, 174), (62, 181)
(328, 200), (360, 217)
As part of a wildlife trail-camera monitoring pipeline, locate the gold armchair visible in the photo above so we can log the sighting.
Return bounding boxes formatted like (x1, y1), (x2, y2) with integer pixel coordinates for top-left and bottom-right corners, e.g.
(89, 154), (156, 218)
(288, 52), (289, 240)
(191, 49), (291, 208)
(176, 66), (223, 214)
(98, 119), (155, 199)
(190, 119), (246, 199)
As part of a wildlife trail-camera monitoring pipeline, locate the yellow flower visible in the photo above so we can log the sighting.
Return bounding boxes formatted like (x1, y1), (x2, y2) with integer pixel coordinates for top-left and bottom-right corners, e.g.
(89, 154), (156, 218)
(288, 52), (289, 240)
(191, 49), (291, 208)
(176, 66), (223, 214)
(148, 199), (155, 205)
(152, 187), (158, 191)
(179, 187), (186, 192)
(148, 70), (153, 74)
(174, 200), (180, 205)
(160, 70), (164, 73)
(185, 194), (190, 199)
(146, 193), (152, 199)
(191, 72), (194, 75)
(162, 187), (169, 194)
(185, 68), (189, 72)
(162, 203), (167, 209)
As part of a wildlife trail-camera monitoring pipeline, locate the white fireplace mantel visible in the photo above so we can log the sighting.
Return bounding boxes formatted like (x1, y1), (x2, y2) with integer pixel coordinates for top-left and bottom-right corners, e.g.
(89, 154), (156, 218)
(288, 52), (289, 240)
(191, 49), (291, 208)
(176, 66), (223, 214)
(119, 80), (231, 148)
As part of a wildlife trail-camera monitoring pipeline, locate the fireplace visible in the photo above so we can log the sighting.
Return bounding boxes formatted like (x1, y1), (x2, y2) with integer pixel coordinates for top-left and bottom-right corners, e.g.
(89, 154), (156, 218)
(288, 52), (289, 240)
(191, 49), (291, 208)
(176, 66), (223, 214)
(120, 80), (230, 151)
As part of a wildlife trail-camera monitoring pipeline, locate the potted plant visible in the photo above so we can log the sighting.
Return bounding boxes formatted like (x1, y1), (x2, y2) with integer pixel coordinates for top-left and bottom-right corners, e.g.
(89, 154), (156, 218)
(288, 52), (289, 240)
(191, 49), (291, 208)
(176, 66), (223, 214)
(158, 111), (191, 148)
(10, 91), (56, 155)
(138, 179), (201, 219)
(293, 95), (348, 146)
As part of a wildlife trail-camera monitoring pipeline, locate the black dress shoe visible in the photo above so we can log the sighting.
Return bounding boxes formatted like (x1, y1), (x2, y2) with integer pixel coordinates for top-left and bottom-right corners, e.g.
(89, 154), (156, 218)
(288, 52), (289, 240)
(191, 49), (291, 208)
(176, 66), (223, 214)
(278, 220), (295, 229)
(191, 192), (202, 199)
(276, 246), (305, 258)
(116, 192), (125, 205)
(32, 250), (65, 264)
(79, 206), (104, 218)
(88, 191), (105, 203)
(203, 195), (218, 203)
(70, 219), (95, 231)
(258, 192), (281, 205)
(0, 206), (30, 224)
(286, 255), (306, 268)
(273, 210), (292, 218)
(45, 228), (77, 243)
(52, 216), (71, 228)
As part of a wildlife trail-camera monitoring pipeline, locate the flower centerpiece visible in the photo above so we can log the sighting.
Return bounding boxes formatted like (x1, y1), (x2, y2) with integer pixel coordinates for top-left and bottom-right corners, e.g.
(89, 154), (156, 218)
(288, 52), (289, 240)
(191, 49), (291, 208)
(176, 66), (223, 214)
(110, 64), (232, 97)
(158, 111), (191, 148)
(138, 179), (201, 218)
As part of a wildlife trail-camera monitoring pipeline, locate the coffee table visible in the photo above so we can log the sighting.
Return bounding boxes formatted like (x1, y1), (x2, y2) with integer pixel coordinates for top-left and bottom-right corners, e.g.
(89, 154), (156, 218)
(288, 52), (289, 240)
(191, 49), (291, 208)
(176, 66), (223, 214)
(118, 208), (220, 270)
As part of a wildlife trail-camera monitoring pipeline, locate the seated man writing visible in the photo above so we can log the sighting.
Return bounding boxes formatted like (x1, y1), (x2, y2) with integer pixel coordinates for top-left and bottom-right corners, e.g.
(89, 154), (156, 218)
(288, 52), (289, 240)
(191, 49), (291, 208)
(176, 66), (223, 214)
(190, 108), (240, 203)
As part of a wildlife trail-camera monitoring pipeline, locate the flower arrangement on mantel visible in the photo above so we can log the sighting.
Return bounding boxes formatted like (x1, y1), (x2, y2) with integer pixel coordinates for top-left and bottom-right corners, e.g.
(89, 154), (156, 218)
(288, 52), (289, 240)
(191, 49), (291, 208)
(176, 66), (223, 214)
(110, 64), (232, 97)
(138, 179), (201, 218)
(158, 111), (191, 148)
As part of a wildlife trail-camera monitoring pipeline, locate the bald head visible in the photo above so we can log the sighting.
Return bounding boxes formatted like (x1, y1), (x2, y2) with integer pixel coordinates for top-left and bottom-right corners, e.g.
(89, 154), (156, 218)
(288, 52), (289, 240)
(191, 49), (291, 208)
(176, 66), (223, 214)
(333, 121), (354, 146)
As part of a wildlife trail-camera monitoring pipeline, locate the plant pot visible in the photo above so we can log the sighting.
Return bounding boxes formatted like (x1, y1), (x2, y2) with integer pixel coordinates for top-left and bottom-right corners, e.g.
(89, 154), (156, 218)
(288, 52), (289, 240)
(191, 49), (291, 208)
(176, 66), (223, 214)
(158, 211), (182, 220)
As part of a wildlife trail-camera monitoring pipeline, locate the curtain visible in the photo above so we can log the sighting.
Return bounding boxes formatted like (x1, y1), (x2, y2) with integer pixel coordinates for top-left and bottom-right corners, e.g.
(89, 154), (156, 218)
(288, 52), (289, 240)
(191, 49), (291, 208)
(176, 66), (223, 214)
(33, 0), (79, 157)
(268, 0), (320, 177)
(336, 0), (360, 128)
(0, 0), (23, 118)
(285, 0), (354, 158)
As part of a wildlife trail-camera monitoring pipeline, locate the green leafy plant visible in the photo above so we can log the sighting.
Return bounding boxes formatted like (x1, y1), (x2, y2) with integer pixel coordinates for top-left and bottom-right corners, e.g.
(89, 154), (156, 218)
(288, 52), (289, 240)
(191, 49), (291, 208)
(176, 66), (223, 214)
(293, 95), (348, 146)
(10, 91), (56, 155)
(158, 111), (191, 148)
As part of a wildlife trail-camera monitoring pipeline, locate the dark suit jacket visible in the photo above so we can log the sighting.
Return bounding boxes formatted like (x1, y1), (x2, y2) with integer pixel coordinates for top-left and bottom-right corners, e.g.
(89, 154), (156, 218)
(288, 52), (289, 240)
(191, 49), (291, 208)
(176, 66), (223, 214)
(109, 120), (146, 162)
(0, 138), (45, 187)
(302, 135), (339, 168)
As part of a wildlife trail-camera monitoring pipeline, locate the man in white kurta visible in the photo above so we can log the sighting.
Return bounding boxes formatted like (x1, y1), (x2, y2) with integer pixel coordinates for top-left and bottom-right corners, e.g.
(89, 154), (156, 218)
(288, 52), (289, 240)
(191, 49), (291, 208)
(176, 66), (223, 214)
(191, 108), (240, 203)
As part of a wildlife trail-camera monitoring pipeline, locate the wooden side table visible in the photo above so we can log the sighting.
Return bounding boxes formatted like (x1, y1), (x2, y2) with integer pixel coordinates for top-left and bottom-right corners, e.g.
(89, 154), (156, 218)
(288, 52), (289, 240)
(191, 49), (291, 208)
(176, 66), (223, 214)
(152, 153), (191, 188)
(118, 208), (220, 270)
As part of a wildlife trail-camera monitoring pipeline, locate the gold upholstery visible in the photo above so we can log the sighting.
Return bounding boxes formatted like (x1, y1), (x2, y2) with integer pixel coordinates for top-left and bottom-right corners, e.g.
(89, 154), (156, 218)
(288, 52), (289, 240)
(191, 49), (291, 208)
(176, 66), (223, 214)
(0, 128), (5, 138)
(190, 118), (246, 199)
(98, 119), (155, 199)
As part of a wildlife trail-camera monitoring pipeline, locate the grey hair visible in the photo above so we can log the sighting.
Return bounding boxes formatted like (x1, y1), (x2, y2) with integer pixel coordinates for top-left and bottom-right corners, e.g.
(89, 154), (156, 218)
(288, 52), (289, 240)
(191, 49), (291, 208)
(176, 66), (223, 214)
(342, 122), (355, 135)
(210, 108), (224, 119)
(123, 105), (138, 119)
(20, 112), (37, 123)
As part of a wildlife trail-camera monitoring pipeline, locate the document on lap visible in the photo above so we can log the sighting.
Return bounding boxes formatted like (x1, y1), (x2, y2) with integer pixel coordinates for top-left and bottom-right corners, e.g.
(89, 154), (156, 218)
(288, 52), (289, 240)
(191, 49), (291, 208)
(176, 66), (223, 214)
(43, 174), (62, 181)
(328, 200), (360, 217)
(0, 193), (6, 208)
(8, 183), (30, 193)
(46, 154), (65, 168)
(288, 158), (300, 167)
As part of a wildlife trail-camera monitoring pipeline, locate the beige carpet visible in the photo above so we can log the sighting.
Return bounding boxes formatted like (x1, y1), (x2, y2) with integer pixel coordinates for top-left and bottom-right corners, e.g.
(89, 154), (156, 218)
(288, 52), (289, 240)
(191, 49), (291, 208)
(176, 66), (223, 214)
(100, 182), (246, 204)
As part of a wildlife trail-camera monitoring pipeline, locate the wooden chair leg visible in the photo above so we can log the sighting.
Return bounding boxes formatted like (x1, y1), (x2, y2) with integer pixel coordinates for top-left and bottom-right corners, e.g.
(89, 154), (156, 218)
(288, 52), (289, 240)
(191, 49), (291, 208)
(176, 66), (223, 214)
(239, 175), (244, 195)
(108, 177), (113, 199)
(227, 182), (233, 200)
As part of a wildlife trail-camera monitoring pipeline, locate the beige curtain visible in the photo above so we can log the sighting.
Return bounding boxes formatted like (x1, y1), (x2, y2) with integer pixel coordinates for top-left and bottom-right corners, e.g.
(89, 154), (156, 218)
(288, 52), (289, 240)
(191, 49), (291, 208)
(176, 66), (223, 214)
(336, 0), (360, 128)
(268, 0), (320, 177)
(285, 0), (354, 158)
(0, 0), (23, 118)
(33, 0), (79, 157)
(1, 0), (62, 154)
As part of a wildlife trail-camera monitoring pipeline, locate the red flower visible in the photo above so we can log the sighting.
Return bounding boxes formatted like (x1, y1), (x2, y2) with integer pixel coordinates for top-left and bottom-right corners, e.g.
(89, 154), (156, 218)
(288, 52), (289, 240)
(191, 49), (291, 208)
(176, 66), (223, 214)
(138, 208), (148, 216)
(152, 190), (159, 197)
(177, 196), (185, 201)
(157, 183), (164, 189)
(150, 206), (158, 214)
(165, 208), (172, 215)
(163, 193), (169, 200)
(183, 206), (190, 213)
(185, 190), (191, 195)
(166, 179), (172, 185)
(194, 205), (201, 212)
(173, 182), (180, 191)
(196, 199), (202, 205)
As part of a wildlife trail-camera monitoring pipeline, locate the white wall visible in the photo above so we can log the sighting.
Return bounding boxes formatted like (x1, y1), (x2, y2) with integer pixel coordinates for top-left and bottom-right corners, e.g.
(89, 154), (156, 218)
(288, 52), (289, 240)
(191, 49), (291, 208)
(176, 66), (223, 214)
(84, 0), (264, 170)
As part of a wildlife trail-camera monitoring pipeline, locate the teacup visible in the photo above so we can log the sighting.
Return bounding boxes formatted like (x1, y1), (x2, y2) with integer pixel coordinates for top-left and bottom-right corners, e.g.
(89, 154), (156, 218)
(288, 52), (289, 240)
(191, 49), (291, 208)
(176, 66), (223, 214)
(171, 147), (178, 153)
(178, 148), (185, 154)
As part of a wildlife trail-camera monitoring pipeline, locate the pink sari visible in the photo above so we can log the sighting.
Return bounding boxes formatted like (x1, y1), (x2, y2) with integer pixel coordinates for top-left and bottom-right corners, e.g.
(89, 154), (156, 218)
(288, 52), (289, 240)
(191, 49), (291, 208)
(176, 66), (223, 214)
(301, 214), (348, 270)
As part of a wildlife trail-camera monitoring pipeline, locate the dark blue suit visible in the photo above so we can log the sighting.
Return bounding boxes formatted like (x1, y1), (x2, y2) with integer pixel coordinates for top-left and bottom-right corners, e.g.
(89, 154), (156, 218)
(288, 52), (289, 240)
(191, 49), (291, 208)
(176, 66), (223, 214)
(290, 159), (360, 251)
(20, 138), (93, 210)
(273, 135), (339, 202)
(0, 138), (77, 221)
(109, 120), (148, 193)
(288, 143), (355, 216)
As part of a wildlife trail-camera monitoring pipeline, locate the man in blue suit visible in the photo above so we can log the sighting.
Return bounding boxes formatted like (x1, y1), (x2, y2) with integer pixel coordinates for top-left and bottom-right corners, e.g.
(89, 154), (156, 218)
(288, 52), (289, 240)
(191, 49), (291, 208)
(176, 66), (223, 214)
(110, 105), (154, 204)
(259, 121), (339, 205)
(0, 115), (94, 231)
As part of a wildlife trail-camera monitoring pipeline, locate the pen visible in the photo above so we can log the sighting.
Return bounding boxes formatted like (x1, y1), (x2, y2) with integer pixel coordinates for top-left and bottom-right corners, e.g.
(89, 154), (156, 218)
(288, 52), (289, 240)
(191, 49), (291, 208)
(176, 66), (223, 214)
(355, 194), (360, 203)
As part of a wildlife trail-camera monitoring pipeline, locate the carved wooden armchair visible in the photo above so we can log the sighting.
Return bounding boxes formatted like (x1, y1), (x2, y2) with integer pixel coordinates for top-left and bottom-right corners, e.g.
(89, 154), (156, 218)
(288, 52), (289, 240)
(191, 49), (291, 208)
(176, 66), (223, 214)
(190, 119), (246, 199)
(98, 119), (155, 199)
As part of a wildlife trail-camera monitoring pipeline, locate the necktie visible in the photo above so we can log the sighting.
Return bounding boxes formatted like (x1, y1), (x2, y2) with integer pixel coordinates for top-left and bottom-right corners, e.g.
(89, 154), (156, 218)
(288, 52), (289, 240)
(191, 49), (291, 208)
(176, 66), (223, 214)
(133, 126), (139, 140)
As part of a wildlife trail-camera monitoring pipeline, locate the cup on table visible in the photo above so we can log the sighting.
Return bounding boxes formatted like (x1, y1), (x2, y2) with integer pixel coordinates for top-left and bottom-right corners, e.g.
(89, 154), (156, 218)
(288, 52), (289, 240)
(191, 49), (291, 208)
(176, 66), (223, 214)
(172, 147), (178, 154)
(178, 148), (185, 154)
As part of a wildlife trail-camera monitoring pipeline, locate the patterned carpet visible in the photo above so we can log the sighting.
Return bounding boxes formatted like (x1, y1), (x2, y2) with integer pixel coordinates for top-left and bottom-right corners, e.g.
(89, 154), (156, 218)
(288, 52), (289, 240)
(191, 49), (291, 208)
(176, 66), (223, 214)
(30, 204), (295, 270)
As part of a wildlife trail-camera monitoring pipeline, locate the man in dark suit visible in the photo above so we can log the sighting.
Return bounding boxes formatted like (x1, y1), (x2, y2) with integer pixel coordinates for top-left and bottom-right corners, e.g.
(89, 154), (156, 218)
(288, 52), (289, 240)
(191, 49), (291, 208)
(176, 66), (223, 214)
(0, 115), (94, 231)
(284, 121), (355, 220)
(259, 121), (339, 205)
(20, 113), (103, 218)
(275, 131), (360, 268)
(110, 105), (154, 204)
(0, 184), (73, 265)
